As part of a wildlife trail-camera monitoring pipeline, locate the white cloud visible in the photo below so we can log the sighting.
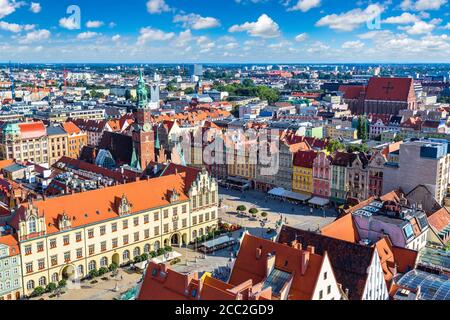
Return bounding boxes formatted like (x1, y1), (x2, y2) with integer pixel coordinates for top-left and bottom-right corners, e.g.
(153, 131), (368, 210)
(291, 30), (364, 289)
(173, 14), (220, 30)
(400, 0), (447, 11)
(77, 31), (100, 40)
(383, 12), (419, 24)
(146, 0), (170, 14)
(112, 34), (121, 42)
(0, 21), (35, 33)
(229, 14), (281, 38)
(295, 32), (308, 41)
(59, 17), (79, 30)
(342, 40), (365, 49)
(0, 0), (17, 19)
(288, 0), (321, 12)
(443, 22), (450, 29)
(316, 4), (385, 31)
(137, 27), (175, 44)
(86, 20), (104, 28)
(307, 41), (330, 53)
(30, 2), (41, 13)
(19, 29), (50, 44)
(400, 20), (435, 34)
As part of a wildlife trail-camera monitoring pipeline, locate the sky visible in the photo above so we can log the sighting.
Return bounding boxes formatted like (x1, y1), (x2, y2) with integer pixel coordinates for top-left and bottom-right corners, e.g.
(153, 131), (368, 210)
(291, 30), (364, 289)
(0, 0), (449, 63)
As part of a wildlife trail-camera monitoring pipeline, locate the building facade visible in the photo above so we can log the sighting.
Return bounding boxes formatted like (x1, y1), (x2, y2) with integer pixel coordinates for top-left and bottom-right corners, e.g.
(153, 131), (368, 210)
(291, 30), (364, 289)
(0, 235), (22, 300)
(312, 151), (332, 199)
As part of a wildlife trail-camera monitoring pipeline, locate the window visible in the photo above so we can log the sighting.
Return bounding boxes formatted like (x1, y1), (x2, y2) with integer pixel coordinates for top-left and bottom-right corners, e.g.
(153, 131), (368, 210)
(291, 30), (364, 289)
(182, 205), (187, 214)
(50, 239), (57, 249)
(88, 229), (94, 239)
(112, 238), (118, 248)
(38, 277), (46, 287)
(205, 212), (210, 221)
(212, 192), (216, 204)
(211, 212), (216, 220)
(38, 259), (45, 270)
(134, 232), (139, 242)
(101, 241), (107, 252)
(64, 252), (71, 263)
(28, 217), (37, 234)
(111, 223), (117, 232)
(88, 260), (96, 272)
(154, 212), (159, 221)
(76, 232), (82, 242)
(51, 273), (59, 283)
(100, 257), (108, 267)
(123, 250), (130, 261)
(319, 290), (323, 300)
(100, 226), (106, 236)
(27, 280), (35, 290)
(76, 248), (83, 259)
(324, 272), (328, 280)
(123, 220), (128, 230)
(25, 245), (32, 255)
(134, 217), (139, 226)
(163, 210), (169, 219)
(199, 195), (203, 207)
(327, 285), (331, 295)
(182, 218), (187, 228)
(63, 235), (70, 246)
(193, 197), (197, 208)
(89, 244), (95, 256)
(37, 241), (44, 252)
(144, 229), (150, 239)
(192, 216), (197, 225)
(154, 226), (159, 236)
(173, 207), (178, 215)
(144, 214), (149, 224)
(123, 235), (129, 245)
(51, 255), (57, 266)
(163, 224), (169, 233)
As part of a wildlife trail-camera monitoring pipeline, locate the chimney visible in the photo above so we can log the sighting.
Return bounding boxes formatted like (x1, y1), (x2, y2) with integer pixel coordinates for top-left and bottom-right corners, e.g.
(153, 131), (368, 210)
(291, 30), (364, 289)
(300, 251), (310, 275)
(256, 248), (262, 260)
(306, 245), (315, 254)
(291, 240), (302, 250)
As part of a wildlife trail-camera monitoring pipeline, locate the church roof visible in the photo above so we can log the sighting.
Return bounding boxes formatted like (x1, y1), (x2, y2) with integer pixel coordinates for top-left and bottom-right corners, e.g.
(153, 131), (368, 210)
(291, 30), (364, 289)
(365, 77), (414, 102)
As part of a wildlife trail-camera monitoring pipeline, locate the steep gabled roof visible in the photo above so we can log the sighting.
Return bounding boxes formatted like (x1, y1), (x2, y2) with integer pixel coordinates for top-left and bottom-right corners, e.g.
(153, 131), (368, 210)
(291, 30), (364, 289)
(278, 225), (375, 300)
(365, 77), (414, 102)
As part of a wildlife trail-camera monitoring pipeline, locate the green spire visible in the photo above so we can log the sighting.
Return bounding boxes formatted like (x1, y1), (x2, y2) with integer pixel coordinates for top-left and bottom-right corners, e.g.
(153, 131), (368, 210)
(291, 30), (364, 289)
(155, 128), (160, 150)
(130, 146), (141, 171)
(137, 69), (148, 109)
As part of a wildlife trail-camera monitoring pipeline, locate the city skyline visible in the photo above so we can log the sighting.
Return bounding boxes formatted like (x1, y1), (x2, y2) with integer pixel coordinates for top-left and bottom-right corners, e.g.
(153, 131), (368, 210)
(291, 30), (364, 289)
(0, 0), (449, 63)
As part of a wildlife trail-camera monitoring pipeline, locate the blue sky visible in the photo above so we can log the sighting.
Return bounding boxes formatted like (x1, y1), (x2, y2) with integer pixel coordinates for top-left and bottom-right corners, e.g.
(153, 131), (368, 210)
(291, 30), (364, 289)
(0, 0), (449, 63)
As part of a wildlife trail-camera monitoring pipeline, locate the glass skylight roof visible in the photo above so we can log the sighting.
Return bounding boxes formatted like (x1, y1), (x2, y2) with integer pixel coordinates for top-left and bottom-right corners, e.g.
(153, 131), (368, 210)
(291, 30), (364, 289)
(397, 270), (450, 300)
(262, 268), (292, 297)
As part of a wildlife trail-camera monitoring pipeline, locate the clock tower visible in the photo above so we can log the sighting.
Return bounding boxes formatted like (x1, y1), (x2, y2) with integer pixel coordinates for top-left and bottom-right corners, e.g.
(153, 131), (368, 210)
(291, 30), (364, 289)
(131, 69), (155, 170)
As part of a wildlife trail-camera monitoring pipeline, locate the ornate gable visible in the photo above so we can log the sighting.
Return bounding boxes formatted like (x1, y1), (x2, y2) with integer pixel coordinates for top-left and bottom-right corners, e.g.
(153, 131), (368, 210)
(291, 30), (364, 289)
(118, 194), (132, 216)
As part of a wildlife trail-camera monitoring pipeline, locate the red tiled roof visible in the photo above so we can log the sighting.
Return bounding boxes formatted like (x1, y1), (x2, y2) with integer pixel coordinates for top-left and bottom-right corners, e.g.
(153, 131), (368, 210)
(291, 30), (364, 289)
(0, 234), (19, 256)
(428, 207), (450, 232)
(293, 150), (317, 168)
(19, 121), (46, 139)
(365, 77), (414, 102)
(62, 121), (83, 135)
(339, 85), (366, 100)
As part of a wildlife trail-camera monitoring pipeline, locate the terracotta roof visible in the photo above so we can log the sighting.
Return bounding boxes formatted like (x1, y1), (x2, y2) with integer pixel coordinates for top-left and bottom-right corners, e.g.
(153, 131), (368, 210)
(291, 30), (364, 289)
(0, 159), (14, 170)
(0, 234), (19, 256)
(331, 152), (357, 167)
(19, 121), (46, 139)
(230, 233), (327, 300)
(10, 173), (192, 235)
(321, 213), (360, 243)
(339, 85), (366, 100)
(427, 207), (450, 233)
(278, 225), (375, 300)
(62, 121), (83, 135)
(365, 77), (414, 102)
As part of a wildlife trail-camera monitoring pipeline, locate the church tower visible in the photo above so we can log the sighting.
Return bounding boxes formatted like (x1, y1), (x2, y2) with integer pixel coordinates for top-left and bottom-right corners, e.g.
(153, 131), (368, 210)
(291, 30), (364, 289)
(131, 69), (155, 170)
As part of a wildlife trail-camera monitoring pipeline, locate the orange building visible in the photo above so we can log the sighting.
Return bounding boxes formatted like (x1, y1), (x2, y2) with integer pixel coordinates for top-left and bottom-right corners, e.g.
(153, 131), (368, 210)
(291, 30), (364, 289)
(62, 121), (88, 160)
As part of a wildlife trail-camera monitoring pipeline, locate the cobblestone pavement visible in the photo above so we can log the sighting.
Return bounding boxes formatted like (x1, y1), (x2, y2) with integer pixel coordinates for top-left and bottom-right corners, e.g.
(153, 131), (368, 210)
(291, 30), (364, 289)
(219, 187), (338, 233)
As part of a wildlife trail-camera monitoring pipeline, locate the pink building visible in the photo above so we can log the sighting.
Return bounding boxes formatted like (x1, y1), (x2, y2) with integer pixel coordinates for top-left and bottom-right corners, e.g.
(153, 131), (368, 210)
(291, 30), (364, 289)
(313, 151), (332, 199)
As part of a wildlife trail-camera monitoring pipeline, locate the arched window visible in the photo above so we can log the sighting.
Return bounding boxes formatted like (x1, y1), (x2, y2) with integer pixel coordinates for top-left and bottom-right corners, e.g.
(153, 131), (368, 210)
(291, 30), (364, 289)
(88, 260), (96, 272)
(77, 265), (84, 277)
(51, 273), (59, 283)
(38, 276), (46, 287)
(199, 228), (204, 236)
(123, 250), (130, 261)
(28, 216), (37, 234)
(27, 280), (35, 290)
(100, 257), (108, 267)
(154, 241), (160, 251)
(144, 244), (150, 253)
(133, 247), (140, 257)
(192, 230), (197, 239)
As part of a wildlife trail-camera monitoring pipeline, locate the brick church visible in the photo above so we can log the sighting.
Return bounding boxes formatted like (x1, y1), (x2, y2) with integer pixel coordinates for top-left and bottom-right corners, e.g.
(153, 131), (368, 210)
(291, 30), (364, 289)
(340, 77), (417, 115)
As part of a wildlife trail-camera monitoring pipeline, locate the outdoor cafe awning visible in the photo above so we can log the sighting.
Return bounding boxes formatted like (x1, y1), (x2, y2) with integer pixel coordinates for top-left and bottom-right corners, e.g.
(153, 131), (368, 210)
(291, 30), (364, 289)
(268, 188), (311, 202)
(308, 197), (330, 206)
(201, 236), (235, 249)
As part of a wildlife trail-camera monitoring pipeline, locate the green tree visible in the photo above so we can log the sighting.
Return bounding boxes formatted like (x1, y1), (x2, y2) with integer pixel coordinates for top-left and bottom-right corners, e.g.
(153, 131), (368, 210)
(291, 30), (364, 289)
(89, 269), (99, 279)
(357, 116), (369, 141)
(58, 279), (67, 288)
(31, 286), (45, 297)
(326, 139), (345, 153)
(394, 133), (406, 142)
(109, 263), (118, 272)
(347, 144), (369, 153)
(242, 78), (254, 87)
(184, 87), (195, 94)
(261, 212), (268, 218)
(249, 208), (259, 215)
(237, 205), (247, 213)
(45, 283), (57, 293)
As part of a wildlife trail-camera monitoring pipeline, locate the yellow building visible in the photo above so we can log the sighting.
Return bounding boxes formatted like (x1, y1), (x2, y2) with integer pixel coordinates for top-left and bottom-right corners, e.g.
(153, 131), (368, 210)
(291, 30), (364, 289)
(11, 169), (218, 296)
(46, 125), (69, 165)
(325, 125), (358, 140)
(227, 138), (256, 182)
(292, 150), (317, 195)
